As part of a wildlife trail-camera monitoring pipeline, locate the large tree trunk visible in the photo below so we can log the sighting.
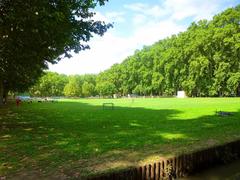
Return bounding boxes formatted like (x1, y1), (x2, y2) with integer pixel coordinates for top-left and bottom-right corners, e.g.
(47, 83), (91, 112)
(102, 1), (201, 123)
(0, 80), (3, 105)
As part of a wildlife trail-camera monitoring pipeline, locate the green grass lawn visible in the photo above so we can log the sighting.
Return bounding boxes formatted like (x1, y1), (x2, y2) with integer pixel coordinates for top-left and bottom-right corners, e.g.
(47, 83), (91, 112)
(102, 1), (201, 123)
(0, 98), (240, 179)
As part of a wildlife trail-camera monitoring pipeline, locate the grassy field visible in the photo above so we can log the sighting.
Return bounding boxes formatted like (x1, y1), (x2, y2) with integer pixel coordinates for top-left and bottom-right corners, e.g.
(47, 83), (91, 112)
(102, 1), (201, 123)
(0, 98), (240, 179)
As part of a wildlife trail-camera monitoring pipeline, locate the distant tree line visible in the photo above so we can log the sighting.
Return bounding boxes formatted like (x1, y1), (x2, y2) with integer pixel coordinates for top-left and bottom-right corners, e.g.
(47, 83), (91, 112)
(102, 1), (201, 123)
(29, 72), (96, 97)
(29, 5), (240, 97)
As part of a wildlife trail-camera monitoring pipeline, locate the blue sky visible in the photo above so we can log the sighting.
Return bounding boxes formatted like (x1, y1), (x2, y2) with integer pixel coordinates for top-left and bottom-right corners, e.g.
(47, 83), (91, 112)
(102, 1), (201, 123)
(48, 0), (240, 75)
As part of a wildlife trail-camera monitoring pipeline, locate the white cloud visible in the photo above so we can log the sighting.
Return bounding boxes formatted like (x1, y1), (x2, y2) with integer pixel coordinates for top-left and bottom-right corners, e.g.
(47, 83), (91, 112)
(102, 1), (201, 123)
(131, 20), (185, 46)
(105, 12), (126, 23)
(124, 3), (147, 12)
(124, 3), (169, 18)
(92, 11), (108, 22)
(149, 5), (169, 18)
(132, 14), (147, 25)
(48, 30), (136, 75)
(124, 0), (224, 22)
(93, 11), (125, 24)
(163, 0), (220, 21)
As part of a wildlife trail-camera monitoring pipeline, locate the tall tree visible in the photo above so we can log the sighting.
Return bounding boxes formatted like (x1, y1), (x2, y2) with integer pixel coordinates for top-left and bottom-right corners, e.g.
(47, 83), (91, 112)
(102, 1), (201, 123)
(0, 0), (112, 104)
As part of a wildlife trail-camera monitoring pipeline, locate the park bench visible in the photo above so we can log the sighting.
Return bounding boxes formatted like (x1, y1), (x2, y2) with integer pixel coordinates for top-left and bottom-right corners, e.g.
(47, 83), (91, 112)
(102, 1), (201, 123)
(102, 103), (114, 110)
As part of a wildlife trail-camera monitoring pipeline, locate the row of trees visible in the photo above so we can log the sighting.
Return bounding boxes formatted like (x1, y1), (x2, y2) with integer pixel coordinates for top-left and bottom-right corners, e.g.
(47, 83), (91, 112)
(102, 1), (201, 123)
(29, 72), (97, 97)
(96, 5), (240, 97)
(0, 0), (111, 104)
(29, 72), (118, 97)
(28, 5), (240, 97)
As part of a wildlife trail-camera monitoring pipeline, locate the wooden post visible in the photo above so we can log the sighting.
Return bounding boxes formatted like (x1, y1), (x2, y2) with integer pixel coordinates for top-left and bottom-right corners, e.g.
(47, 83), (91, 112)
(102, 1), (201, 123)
(148, 164), (151, 179)
(161, 160), (165, 178)
(139, 166), (143, 180)
(143, 165), (147, 180)
(153, 163), (156, 180)
(156, 162), (160, 180)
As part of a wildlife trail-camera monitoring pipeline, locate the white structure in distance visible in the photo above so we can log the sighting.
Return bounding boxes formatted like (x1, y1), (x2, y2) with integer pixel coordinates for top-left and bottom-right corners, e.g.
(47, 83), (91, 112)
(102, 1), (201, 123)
(177, 91), (187, 98)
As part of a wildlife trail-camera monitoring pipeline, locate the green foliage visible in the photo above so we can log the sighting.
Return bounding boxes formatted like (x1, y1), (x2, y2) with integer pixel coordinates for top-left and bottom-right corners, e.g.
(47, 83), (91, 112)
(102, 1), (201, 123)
(0, 0), (111, 103)
(29, 72), (68, 97)
(227, 72), (240, 96)
(96, 81), (116, 96)
(29, 73), (97, 97)
(96, 5), (240, 97)
(63, 76), (82, 97)
(82, 81), (95, 97)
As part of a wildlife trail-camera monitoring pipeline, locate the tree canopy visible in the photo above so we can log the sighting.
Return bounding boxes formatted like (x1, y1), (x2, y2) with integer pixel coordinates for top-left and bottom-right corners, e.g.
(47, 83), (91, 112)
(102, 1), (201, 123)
(95, 5), (240, 97)
(0, 0), (111, 104)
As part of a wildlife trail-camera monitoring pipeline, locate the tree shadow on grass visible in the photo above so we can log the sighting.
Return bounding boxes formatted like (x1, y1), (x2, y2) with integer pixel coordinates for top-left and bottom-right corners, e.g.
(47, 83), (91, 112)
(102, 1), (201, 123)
(0, 100), (240, 178)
